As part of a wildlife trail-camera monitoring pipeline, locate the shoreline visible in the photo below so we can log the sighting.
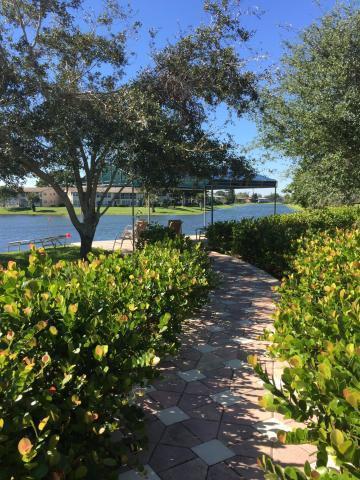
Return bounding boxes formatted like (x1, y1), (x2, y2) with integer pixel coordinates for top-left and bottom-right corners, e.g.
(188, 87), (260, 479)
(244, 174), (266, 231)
(0, 202), (285, 217)
(0, 203), (250, 217)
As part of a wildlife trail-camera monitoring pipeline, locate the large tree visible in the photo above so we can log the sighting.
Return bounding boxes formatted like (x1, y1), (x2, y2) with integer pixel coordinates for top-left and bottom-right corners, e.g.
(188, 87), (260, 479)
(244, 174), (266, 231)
(0, 0), (257, 256)
(258, 4), (360, 208)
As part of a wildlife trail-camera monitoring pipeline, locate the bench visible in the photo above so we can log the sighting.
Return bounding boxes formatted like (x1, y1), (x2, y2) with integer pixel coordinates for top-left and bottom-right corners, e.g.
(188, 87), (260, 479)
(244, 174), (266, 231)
(8, 234), (69, 252)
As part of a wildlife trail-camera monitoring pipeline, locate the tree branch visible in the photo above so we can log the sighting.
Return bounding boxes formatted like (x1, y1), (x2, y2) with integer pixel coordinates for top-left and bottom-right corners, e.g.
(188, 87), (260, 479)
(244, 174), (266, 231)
(96, 166), (121, 213)
(99, 186), (125, 217)
(18, 157), (82, 231)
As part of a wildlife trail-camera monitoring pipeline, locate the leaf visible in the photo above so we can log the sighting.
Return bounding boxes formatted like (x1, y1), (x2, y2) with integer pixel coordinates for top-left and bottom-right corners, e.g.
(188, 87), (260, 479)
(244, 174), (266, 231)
(258, 392), (274, 411)
(343, 388), (360, 409)
(94, 345), (108, 361)
(247, 354), (258, 367)
(330, 429), (344, 448)
(150, 355), (160, 366)
(158, 312), (171, 332)
(289, 355), (303, 368)
(68, 304), (78, 315)
(337, 439), (353, 455)
(318, 363), (331, 379)
(38, 416), (50, 431)
(304, 461), (311, 476)
(49, 326), (58, 336)
(277, 431), (287, 444)
(18, 437), (33, 456)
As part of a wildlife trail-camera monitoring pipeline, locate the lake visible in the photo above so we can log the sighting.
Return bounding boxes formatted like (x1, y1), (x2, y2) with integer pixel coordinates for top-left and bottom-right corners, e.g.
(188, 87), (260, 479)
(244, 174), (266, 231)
(0, 203), (294, 252)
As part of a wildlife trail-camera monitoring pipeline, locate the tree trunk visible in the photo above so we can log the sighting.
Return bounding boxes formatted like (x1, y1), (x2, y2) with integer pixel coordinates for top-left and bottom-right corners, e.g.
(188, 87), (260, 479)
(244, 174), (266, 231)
(78, 215), (98, 259)
(79, 228), (96, 259)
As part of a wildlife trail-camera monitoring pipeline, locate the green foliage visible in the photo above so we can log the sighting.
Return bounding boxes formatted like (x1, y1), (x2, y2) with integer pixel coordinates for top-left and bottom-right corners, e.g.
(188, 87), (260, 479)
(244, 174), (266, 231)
(0, 247), (104, 270)
(252, 229), (360, 478)
(136, 224), (177, 249)
(205, 220), (237, 254)
(0, 186), (21, 207)
(0, 0), (257, 256)
(206, 206), (360, 277)
(259, 5), (360, 207)
(258, 454), (357, 480)
(0, 241), (213, 478)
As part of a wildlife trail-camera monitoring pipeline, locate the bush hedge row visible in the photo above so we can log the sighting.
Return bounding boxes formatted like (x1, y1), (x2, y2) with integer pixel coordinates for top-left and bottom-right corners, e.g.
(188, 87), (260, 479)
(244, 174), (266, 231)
(206, 206), (360, 277)
(136, 224), (177, 249)
(0, 239), (213, 479)
(251, 229), (360, 479)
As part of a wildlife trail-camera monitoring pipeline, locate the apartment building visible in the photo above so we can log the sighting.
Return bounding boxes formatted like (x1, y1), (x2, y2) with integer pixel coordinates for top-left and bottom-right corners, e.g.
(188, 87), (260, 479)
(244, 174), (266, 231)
(4, 187), (63, 208)
(67, 187), (145, 207)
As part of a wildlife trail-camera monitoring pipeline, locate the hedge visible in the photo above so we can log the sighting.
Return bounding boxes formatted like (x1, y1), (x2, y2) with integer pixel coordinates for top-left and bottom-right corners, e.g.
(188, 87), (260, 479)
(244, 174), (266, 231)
(206, 206), (360, 277)
(136, 223), (177, 249)
(0, 239), (213, 479)
(250, 229), (360, 479)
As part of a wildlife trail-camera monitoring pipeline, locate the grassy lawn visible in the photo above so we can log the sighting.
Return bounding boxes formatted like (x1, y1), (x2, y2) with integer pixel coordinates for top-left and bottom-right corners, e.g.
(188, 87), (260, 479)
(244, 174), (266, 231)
(0, 204), (239, 216)
(0, 246), (104, 268)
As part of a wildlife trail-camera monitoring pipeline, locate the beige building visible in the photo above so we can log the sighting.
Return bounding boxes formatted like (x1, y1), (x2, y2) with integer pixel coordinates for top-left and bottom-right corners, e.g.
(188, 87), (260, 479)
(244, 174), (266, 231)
(5, 187), (63, 208)
(6, 185), (173, 209)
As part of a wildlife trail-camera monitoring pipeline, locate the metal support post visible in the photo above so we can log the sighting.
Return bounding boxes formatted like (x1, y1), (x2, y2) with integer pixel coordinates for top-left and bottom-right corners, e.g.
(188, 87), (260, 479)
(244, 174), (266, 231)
(210, 185), (214, 225)
(274, 183), (277, 215)
(203, 188), (206, 228)
(132, 183), (135, 250)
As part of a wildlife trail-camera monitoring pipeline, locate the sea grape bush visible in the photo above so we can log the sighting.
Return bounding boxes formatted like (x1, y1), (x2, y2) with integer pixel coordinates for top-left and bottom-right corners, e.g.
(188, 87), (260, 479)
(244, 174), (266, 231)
(250, 229), (360, 479)
(136, 223), (177, 249)
(206, 206), (360, 277)
(205, 220), (236, 254)
(0, 240), (213, 479)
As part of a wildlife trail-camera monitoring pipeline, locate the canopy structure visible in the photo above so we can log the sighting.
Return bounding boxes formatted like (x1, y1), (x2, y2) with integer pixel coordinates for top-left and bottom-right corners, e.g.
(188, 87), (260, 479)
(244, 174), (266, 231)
(175, 173), (278, 228)
(174, 173), (277, 191)
(100, 168), (278, 248)
(100, 168), (277, 191)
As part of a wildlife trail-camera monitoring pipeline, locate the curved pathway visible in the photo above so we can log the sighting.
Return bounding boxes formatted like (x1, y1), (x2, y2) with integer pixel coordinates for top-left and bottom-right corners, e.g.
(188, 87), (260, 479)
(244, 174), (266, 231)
(119, 253), (315, 480)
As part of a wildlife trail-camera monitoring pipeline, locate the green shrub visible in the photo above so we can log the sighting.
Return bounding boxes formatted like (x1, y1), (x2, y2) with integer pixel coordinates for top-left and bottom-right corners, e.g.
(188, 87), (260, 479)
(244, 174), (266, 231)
(136, 223), (177, 249)
(205, 220), (236, 254)
(251, 229), (360, 479)
(206, 206), (360, 277)
(0, 241), (213, 479)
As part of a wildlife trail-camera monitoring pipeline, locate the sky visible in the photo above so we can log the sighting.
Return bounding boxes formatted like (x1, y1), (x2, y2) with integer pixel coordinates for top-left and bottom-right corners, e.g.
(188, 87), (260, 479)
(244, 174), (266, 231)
(116, 0), (338, 193)
(25, 0), (338, 193)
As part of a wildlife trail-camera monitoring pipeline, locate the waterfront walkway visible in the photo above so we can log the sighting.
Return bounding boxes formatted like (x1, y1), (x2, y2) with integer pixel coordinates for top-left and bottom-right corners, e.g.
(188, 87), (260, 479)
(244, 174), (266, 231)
(119, 252), (315, 480)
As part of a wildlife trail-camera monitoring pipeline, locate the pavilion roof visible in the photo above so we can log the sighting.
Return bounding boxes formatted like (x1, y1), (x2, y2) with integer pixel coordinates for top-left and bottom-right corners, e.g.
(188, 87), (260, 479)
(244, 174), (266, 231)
(100, 168), (277, 190)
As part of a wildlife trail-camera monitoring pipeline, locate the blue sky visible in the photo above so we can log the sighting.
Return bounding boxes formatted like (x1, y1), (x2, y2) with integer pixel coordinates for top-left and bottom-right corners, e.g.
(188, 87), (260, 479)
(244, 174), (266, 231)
(25, 0), (338, 193)
(112, 0), (337, 193)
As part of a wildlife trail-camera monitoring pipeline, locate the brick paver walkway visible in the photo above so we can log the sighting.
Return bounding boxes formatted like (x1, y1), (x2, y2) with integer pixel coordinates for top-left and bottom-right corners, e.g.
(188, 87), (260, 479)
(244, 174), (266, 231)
(119, 253), (315, 480)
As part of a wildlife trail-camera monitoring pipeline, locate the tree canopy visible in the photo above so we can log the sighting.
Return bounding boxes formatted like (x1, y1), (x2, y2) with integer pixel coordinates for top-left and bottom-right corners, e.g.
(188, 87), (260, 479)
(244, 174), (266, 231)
(0, 0), (258, 255)
(258, 4), (360, 207)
